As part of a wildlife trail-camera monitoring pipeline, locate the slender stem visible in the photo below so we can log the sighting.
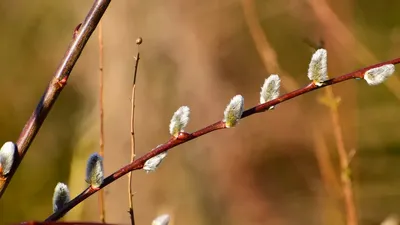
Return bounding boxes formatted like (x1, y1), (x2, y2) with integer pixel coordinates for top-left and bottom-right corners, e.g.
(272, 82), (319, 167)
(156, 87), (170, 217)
(127, 39), (141, 225)
(241, 0), (341, 198)
(324, 86), (358, 225)
(240, 0), (298, 91)
(45, 57), (400, 221)
(0, 0), (112, 198)
(307, 1), (361, 223)
(241, 0), (341, 207)
(312, 123), (341, 194)
(98, 20), (106, 223)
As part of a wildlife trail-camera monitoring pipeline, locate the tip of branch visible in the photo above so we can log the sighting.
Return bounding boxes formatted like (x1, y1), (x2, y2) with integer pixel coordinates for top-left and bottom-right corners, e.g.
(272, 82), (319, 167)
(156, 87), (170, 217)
(136, 37), (143, 45)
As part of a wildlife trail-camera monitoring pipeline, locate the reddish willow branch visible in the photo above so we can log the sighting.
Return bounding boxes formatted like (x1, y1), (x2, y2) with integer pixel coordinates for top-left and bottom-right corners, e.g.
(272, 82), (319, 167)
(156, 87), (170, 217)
(45, 57), (400, 221)
(0, 0), (112, 198)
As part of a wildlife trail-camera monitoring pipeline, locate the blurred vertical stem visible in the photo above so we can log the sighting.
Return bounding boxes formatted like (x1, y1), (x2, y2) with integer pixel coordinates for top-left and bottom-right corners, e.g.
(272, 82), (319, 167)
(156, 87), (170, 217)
(240, 0), (340, 216)
(98, 20), (106, 223)
(319, 87), (358, 225)
(312, 126), (343, 225)
(307, 0), (362, 224)
(0, 0), (112, 198)
(240, 0), (298, 90)
(128, 38), (142, 225)
(241, 0), (344, 223)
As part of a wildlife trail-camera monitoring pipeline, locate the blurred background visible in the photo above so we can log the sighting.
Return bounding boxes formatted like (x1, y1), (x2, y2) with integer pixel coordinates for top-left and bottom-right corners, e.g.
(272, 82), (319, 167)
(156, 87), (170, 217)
(1, 0), (400, 224)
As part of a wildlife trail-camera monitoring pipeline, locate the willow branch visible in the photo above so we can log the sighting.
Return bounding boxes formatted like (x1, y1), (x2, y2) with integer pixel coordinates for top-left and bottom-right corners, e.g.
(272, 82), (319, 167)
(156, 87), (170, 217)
(0, 0), (112, 198)
(45, 57), (400, 221)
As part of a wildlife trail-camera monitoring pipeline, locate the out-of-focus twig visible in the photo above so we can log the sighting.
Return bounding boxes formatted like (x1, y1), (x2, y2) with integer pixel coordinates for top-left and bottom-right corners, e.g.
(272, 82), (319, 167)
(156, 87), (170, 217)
(46, 56), (400, 221)
(307, 0), (400, 100)
(306, 1), (369, 224)
(127, 37), (142, 225)
(98, 19), (106, 223)
(240, 0), (341, 205)
(240, 0), (298, 91)
(0, 0), (112, 198)
(319, 86), (358, 225)
(312, 125), (341, 195)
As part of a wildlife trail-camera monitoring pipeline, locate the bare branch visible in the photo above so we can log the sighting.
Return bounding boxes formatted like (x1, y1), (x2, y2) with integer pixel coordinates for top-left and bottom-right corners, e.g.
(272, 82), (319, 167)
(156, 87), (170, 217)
(0, 0), (112, 198)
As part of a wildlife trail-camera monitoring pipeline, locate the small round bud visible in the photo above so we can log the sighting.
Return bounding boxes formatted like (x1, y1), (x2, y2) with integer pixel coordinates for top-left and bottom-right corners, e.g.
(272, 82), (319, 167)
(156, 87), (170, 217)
(136, 37), (143, 45)
(177, 132), (191, 140)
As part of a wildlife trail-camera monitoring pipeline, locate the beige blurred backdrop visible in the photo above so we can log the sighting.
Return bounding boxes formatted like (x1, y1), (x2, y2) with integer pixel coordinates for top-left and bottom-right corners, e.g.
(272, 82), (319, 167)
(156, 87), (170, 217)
(1, 0), (400, 225)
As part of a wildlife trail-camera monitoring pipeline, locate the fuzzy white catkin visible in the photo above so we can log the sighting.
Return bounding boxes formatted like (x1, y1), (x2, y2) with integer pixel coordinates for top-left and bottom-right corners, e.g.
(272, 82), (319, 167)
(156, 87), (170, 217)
(308, 48), (328, 86)
(85, 153), (104, 188)
(223, 95), (244, 128)
(52, 182), (70, 213)
(0, 141), (17, 176)
(143, 152), (168, 173)
(169, 106), (190, 137)
(152, 214), (170, 225)
(363, 64), (395, 85)
(260, 74), (280, 106)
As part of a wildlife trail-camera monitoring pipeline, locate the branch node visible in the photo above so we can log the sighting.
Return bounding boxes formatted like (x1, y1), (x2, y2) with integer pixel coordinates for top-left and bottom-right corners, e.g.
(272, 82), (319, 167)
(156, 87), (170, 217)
(177, 132), (191, 140)
(73, 23), (82, 39)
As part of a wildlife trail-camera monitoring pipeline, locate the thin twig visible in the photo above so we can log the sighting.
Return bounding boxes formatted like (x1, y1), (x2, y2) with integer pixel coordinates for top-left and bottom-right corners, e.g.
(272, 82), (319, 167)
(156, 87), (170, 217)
(240, 0), (298, 90)
(0, 0), (112, 198)
(127, 37), (142, 225)
(311, 125), (341, 196)
(307, 0), (400, 100)
(45, 57), (400, 221)
(322, 87), (358, 225)
(307, 1), (362, 224)
(98, 19), (106, 223)
(241, 0), (341, 200)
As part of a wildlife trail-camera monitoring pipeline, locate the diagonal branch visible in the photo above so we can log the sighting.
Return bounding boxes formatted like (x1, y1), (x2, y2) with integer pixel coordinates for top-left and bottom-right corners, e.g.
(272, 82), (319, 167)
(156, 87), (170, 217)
(0, 0), (112, 198)
(45, 57), (400, 221)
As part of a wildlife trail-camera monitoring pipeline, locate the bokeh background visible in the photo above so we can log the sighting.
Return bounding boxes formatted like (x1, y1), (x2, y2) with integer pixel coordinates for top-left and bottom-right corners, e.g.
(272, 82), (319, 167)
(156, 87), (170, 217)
(1, 0), (400, 224)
